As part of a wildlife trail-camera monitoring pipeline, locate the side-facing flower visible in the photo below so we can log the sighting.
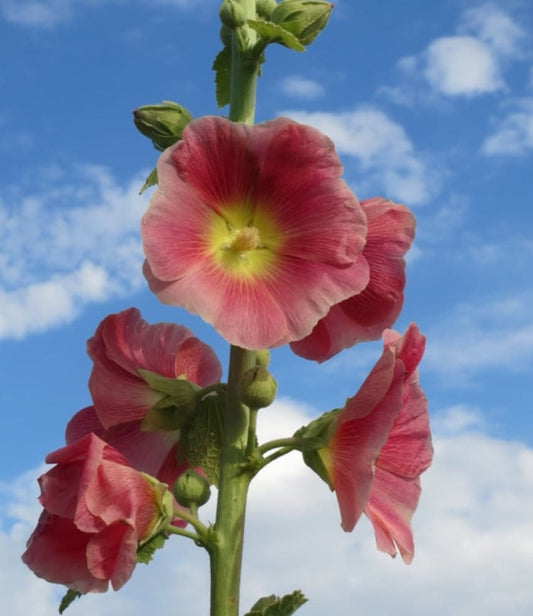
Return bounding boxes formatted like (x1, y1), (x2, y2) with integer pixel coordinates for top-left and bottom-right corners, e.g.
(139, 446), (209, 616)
(22, 433), (174, 594)
(291, 197), (415, 362)
(67, 308), (222, 489)
(141, 115), (369, 349)
(301, 324), (432, 562)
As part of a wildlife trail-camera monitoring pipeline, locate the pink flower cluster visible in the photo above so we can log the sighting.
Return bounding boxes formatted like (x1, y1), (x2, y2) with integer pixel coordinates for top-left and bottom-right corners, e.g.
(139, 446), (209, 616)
(23, 308), (222, 592)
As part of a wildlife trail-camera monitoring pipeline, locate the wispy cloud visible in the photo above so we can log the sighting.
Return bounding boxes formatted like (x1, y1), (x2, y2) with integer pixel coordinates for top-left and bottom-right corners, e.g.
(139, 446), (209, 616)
(0, 0), (214, 28)
(0, 165), (148, 339)
(279, 107), (436, 205)
(280, 75), (325, 100)
(4, 401), (533, 615)
(481, 97), (533, 155)
(380, 3), (526, 104)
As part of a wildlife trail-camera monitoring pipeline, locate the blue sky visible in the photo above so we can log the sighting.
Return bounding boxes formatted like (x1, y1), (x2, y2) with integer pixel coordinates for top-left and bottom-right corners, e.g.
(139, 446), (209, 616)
(1, 0), (532, 614)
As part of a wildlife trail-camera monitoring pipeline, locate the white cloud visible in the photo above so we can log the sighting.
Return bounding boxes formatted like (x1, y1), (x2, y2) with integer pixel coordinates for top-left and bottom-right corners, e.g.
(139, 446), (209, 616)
(424, 35), (504, 97)
(280, 107), (434, 205)
(0, 0), (213, 27)
(425, 289), (533, 383)
(280, 76), (325, 100)
(481, 97), (533, 155)
(382, 3), (525, 103)
(0, 165), (149, 339)
(3, 401), (533, 615)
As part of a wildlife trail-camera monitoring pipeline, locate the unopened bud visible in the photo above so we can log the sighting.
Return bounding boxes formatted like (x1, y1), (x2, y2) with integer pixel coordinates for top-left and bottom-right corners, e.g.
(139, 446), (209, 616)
(133, 101), (192, 151)
(255, 349), (271, 368)
(240, 366), (277, 409)
(257, 0), (278, 19)
(173, 470), (211, 508)
(219, 0), (247, 29)
(272, 0), (333, 46)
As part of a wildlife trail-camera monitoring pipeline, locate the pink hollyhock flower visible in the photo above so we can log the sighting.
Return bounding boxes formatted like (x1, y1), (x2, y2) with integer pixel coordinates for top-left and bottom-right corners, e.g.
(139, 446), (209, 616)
(22, 433), (174, 594)
(291, 197), (415, 362)
(68, 308), (221, 490)
(87, 307), (222, 429)
(141, 115), (369, 349)
(313, 324), (432, 562)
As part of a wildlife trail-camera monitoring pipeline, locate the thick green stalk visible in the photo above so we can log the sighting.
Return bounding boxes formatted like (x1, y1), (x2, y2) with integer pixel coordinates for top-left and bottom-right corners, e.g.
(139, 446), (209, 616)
(210, 5), (261, 615)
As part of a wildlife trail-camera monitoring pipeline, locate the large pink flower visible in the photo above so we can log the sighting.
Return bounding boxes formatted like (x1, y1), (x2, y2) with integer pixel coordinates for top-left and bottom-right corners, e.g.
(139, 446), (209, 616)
(317, 324), (432, 562)
(22, 434), (173, 594)
(291, 197), (415, 362)
(141, 116), (369, 349)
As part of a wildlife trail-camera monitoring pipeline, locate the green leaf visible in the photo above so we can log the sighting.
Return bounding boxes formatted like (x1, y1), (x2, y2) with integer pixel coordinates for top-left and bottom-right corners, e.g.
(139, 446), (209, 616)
(245, 590), (308, 616)
(247, 20), (305, 52)
(58, 589), (81, 614)
(212, 45), (232, 108)
(137, 532), (168, 565)
(139, 167), (158, 194)
(182, 395), (224, 487)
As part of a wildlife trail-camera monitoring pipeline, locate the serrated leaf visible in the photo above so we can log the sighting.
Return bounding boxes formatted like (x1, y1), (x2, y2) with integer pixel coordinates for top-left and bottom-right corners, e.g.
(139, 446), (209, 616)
(183, 395), (224, 487)
(212, 45), (232, 108)
(58, 589), (81, 614)
(137, 532), (168, 565)
(140, 167), (158, 194)
(245, 590), (308, 616)
(247, 20), (305, 52)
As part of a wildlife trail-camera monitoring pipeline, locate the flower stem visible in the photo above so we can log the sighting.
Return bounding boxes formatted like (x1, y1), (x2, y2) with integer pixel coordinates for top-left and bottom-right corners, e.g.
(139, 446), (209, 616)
(209, 4), (262, 614)
(210, 345), (257, 616)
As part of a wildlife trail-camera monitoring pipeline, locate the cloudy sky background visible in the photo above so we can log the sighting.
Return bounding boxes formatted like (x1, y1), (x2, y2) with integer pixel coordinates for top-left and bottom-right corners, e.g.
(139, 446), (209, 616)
(1, 1), (532, 614)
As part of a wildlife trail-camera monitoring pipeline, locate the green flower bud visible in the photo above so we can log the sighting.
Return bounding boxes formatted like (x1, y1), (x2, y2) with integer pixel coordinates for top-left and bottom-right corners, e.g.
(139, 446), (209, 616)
(272, 0), (333, 46)
(133, 101), (192, 151)
(255, 349), (271, 368)
(173, 469), (211, 508)
(219, 0), (247, 29)
(220, 24), (233, 46)
(240, 366), (277, 409)
(257, 0), (278, 19)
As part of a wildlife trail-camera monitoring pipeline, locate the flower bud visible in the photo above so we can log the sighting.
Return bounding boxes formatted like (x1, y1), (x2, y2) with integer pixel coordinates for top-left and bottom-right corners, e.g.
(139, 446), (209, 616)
(257, 0), (278, 19)
(219, 0), (247, 29)
(255, 349), (271, 368)
(240, 365), (277, 409)
(272, 0), (333, 46)
(173, 469), (211, 508)
(133, 101), (192, 151)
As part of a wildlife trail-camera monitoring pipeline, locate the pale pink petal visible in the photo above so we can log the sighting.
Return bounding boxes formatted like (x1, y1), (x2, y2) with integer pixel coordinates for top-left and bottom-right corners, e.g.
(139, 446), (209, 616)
(364, 470), (421, 563)
(332, 360), (404, 531)
(174, 336), (222, 385)
(86, 523), (137, 591)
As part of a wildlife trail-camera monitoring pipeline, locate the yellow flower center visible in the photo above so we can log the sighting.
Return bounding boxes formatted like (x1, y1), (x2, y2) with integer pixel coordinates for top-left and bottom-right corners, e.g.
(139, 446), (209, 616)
(206, 204), (283, 278)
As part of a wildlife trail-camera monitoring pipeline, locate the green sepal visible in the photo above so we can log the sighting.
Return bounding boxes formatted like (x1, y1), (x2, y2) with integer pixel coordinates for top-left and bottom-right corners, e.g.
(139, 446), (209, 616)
(138, 370), (200, 432)
(136, 532), (167, 565)
(58, 589), (81, 614)
(213, 45), (232, 108)
(245, 590), (308, 616)
(139, 167), (158, 194)
(181, 394), (224, 487)
(257, 0), (278, 20)
(247, 19), (305, 52)
(294, 409), (340, 488)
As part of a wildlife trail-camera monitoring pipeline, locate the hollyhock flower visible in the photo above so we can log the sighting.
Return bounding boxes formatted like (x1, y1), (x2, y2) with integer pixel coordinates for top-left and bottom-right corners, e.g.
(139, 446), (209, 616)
(22, 433), (174, 594)
(141, 115), (369, 349)
(87, 307), (222, 430)
(291, 197), (415, 362)
(304, 324), (432, 562)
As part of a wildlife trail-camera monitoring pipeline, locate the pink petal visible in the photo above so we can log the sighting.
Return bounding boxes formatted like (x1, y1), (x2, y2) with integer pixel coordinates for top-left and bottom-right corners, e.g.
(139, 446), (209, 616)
(22, 512), (108, 594)
(291, 198), (415, 362)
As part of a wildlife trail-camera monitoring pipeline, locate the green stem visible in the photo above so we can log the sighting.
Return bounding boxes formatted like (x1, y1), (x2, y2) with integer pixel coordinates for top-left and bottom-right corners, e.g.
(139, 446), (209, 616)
(210, 4), (262, 614)
(257, 437), (300, 456)
(210, 346), (257, 616)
